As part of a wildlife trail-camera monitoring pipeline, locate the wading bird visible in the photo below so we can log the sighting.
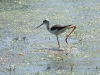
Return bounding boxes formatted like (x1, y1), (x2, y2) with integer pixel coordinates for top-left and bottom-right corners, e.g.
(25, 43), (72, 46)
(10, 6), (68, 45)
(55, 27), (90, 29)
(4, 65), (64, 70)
(36, 20), (76, 48)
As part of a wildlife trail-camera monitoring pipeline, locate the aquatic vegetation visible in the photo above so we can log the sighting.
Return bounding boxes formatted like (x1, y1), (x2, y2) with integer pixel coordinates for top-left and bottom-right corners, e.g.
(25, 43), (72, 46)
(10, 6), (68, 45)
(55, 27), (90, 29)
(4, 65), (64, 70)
(14, 37), (19, 40)
(70, 61), (74, 73)
(0, 33), (2, 37)
(0, 0), (100, 75)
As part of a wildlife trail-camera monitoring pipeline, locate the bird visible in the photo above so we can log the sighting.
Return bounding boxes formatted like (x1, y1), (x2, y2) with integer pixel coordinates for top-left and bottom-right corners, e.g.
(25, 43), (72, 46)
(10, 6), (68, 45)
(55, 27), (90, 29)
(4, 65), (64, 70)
(36, 20), (76, 48)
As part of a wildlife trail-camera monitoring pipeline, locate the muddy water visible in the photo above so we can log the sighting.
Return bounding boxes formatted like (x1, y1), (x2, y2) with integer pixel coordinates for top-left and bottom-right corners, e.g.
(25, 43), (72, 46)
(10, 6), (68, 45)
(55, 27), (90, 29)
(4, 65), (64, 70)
(0, 0), (100, 75)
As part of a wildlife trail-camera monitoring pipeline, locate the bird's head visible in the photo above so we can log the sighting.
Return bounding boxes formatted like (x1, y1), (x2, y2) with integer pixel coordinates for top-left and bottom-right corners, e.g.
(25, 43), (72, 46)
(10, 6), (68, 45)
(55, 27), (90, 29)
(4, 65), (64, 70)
(36, 20), (49, 28)
(43, 20), (49, 23)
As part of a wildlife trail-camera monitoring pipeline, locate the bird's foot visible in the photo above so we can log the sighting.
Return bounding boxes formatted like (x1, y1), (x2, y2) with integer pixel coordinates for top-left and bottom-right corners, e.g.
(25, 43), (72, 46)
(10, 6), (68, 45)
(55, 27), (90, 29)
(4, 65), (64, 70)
(65, 38), (68, 44)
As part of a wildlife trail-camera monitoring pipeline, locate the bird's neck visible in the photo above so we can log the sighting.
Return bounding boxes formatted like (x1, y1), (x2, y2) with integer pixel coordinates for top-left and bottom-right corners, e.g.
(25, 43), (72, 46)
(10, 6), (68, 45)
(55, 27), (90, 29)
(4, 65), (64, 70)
(45, 22), (50, 31)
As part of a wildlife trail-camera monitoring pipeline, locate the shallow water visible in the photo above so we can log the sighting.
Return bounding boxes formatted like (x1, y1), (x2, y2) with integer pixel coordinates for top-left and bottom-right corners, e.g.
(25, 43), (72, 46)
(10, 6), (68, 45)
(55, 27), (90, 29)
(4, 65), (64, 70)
(0, 0), (100, 75)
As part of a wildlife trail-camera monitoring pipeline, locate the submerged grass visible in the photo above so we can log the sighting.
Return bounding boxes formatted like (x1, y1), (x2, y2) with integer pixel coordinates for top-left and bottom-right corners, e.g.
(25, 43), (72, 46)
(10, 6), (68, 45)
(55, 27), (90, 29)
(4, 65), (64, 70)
(0, 33), (2, 37)
(70, 60), (74, 73)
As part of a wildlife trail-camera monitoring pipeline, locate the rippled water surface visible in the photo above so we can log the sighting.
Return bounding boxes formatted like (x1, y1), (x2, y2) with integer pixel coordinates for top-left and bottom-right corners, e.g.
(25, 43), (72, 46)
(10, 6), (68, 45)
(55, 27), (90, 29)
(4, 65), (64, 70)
(0, 0), (100, 75)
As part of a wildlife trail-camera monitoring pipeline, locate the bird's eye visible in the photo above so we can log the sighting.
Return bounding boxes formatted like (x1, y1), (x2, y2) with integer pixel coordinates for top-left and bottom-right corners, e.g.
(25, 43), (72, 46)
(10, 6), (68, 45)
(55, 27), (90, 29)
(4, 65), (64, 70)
(43, 20), (47, 23)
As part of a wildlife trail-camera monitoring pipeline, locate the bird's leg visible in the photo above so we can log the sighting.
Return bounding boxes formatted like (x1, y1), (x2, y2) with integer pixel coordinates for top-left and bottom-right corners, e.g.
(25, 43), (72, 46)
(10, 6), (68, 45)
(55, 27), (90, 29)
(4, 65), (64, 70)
(56, 35), (60, 48)
(65, 26), (76, 44)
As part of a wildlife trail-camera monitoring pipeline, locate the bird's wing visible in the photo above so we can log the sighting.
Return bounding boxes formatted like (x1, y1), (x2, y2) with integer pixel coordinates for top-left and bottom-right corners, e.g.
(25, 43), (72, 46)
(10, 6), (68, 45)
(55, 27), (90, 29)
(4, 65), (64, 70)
(50, 25), (72, 31)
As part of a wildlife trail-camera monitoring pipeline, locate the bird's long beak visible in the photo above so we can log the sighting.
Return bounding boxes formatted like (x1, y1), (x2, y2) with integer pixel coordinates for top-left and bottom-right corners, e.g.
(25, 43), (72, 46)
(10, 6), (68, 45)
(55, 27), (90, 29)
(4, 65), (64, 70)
(66, 25), (76, 44)
(36, 23), (44, 28)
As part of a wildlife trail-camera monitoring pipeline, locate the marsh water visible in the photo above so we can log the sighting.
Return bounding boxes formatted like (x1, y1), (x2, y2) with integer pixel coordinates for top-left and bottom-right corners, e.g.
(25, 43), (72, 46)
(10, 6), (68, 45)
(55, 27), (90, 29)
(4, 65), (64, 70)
(0, 0), (100, 75)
